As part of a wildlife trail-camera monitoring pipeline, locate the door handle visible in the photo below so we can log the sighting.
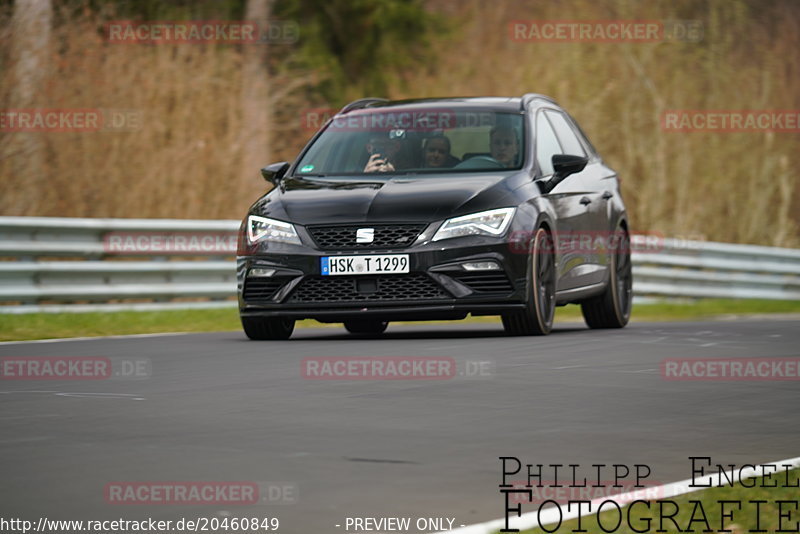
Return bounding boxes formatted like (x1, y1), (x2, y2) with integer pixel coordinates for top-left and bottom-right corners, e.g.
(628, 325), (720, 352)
(602, 191), (613, 200)
(579, 196), (592, 205)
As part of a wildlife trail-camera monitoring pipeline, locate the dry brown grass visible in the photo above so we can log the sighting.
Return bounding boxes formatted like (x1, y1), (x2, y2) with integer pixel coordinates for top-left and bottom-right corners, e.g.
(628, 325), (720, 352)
(0, 4), (317, 219)
(0, 0), (798, 247)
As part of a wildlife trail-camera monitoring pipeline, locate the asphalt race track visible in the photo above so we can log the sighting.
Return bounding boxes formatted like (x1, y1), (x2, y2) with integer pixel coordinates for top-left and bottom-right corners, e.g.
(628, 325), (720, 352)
(1, 319), (798, 533)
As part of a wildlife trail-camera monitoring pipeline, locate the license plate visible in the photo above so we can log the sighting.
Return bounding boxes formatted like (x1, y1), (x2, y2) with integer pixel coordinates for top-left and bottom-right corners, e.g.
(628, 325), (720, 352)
(321, 254), (410, 276)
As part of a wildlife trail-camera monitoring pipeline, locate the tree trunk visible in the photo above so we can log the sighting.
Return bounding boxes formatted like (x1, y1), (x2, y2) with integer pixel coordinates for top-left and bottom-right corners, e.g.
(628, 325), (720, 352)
(8, 0), (52, 214)
(240, 0), (275, 200)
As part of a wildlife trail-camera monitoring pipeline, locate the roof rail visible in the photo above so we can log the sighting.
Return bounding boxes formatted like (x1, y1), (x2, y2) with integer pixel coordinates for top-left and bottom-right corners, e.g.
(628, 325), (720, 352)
(520, 93), (557, 110)
(338, 98), (389, 114)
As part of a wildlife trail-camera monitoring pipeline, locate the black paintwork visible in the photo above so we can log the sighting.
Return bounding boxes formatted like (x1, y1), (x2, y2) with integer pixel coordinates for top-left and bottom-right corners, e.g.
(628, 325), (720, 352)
(238, 96), (627, 322)
(253, 172), (525, 225)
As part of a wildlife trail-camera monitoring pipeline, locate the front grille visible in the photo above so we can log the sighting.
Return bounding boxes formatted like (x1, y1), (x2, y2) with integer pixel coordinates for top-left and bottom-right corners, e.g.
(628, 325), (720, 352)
(243, 277), (290, 301)
(307, 224), (426, 250)
(288, 274), (449, 303)
(450, 272), (514, 294)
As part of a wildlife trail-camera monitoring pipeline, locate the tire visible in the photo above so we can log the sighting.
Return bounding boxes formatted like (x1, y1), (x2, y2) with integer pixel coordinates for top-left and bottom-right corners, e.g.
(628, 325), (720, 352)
(502, 227), (556, 336)
(344, 320), (388, 335)
(581, 226), (633, 329)
(241, 316), (295, 340)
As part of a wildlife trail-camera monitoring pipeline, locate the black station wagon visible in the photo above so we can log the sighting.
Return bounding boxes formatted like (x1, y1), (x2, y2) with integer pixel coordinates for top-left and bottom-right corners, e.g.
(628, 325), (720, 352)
(237, 95), (632, 339)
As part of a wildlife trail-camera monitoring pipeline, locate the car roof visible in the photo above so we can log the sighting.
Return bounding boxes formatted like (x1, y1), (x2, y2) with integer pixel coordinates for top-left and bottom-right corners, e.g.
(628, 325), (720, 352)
(338, 95), (559, 115)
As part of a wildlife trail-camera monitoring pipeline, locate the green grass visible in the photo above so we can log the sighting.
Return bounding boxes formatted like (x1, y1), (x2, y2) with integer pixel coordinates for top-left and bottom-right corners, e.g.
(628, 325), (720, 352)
(1, 299), (799, 342)
(518, 468), (800, 534)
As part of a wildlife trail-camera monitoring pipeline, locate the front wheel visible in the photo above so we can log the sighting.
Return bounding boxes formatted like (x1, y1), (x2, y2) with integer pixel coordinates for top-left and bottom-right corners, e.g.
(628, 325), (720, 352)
(344, 320), (388, 335)
(241, 316), (296, 340)
(502, 227), (556, 336)
(581, 226), (632, 329)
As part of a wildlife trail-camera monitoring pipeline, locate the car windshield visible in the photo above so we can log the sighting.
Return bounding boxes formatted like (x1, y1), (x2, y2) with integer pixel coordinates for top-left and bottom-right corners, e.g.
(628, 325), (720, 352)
(295, 108), (525, 176)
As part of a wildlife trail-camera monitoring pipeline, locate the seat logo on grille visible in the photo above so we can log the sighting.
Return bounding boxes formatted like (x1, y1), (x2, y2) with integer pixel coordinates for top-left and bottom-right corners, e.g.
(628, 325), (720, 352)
(356, 228), (375, 244)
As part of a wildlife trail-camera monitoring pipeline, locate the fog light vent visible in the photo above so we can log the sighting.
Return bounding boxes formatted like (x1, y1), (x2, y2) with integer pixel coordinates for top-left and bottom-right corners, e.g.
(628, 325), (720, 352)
(461, 261), (500, 271)
(249, 268), (276, 277)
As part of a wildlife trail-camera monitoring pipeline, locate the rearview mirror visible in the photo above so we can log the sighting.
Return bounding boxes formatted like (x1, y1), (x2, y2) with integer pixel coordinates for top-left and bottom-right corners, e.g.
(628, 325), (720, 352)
(539, 154), (589, 194)
(261, 162), (290, 186)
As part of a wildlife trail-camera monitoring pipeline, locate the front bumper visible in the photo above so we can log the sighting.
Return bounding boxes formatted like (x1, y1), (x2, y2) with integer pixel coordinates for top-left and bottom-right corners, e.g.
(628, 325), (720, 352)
(237, 233), (530, 322)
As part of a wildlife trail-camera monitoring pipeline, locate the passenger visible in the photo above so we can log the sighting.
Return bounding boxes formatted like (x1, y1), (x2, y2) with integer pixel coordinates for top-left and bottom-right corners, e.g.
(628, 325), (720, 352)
(363, 133), (402, 173)
(489, 126), (519, 168)
(423, 135), (458, 169)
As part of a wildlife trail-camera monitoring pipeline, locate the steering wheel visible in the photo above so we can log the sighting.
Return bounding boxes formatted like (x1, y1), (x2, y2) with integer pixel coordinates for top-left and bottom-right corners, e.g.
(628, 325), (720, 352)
(454, 155), (505, 170)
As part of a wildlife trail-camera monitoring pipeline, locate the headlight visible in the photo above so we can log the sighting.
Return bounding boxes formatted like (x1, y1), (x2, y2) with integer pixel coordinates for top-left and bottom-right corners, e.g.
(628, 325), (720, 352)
(432, 207), (516, 242)
(247, 215), (302, 245)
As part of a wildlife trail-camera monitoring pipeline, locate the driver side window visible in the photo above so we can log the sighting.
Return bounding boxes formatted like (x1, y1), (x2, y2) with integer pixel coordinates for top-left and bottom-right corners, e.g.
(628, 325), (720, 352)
(535, 112), (563, 176)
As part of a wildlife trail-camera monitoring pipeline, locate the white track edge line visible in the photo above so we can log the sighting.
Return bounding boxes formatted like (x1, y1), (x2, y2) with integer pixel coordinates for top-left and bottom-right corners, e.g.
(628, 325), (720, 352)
(0, 332), (192, 345)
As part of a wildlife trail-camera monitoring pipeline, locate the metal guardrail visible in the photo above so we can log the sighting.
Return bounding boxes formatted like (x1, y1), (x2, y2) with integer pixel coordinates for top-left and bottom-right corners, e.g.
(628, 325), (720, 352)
(0, 216), (798, 313)
(632, 237), (800, 300)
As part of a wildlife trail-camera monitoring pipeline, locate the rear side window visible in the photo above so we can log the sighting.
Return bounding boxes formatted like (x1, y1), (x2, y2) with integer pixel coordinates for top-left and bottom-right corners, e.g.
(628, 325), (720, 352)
(535, 112), (562, 176)
(545, 110), (586, 157)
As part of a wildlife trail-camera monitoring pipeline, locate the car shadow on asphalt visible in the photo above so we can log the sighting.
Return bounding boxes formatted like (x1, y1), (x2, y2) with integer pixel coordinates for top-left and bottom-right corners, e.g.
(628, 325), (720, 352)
(231, 323), (591, 341)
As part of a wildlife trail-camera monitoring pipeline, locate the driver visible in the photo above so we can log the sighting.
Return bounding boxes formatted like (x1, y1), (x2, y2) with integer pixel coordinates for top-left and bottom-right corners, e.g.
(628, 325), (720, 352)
(423, 135), (458, 168)
(489, 126), (519, 168)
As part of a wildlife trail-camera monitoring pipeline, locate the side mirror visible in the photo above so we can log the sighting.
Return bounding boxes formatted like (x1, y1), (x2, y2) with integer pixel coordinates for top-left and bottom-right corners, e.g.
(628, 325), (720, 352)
(261, 162), (290, 186)
(552, 154), (588, 177)
(539, 154), (589, 194)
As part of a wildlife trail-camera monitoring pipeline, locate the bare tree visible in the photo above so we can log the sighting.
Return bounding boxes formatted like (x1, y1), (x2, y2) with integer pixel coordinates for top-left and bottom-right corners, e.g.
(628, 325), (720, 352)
(240, 0), (275, 199)
(8, 0), (52, 214)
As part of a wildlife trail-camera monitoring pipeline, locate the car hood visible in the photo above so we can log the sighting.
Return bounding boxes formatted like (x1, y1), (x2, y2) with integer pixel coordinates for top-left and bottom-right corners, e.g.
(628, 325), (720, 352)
(252, 173), (525, 225)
